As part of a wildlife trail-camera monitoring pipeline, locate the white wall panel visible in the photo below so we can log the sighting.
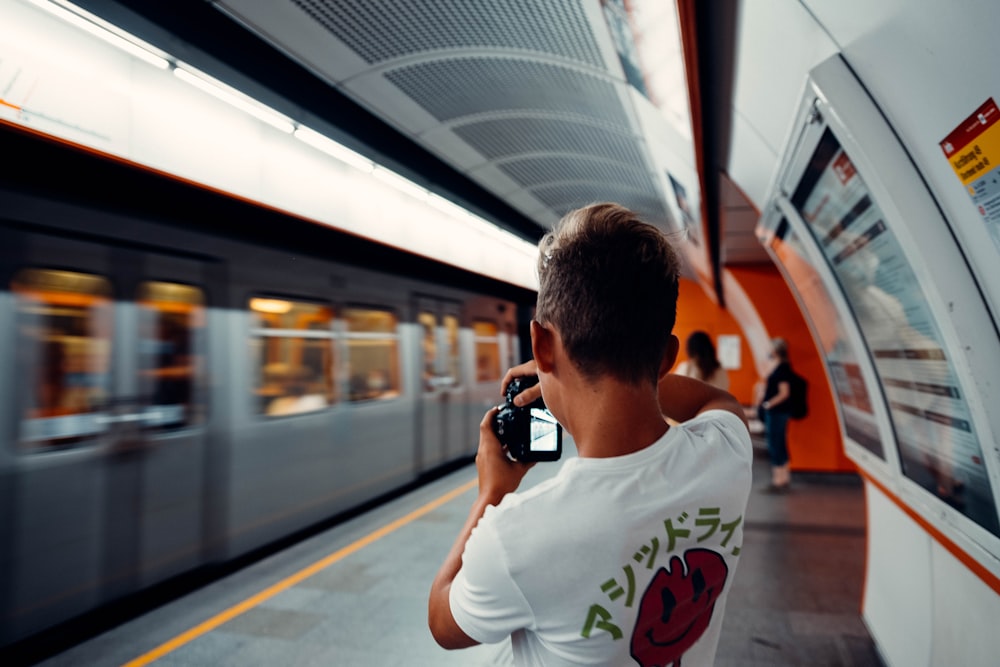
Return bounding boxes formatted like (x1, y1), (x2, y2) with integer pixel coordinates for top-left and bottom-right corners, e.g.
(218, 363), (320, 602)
(863, 482), (933, 667)
(727, 109), (777, 209)
(930, 539), (1000, 667)
(733, 1), (838, 152)
(804, 0), (1000, 344)
(728, 0), (838, 209)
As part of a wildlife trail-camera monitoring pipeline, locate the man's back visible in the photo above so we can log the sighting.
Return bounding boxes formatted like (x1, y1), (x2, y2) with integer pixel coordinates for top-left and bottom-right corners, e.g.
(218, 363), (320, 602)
(428, 204), (752, 664)
(450, 410), (752, 666)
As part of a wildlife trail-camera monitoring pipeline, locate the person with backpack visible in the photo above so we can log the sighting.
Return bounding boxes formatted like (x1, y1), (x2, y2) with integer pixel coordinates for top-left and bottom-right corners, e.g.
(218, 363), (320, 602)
(758, 337), (805, 493)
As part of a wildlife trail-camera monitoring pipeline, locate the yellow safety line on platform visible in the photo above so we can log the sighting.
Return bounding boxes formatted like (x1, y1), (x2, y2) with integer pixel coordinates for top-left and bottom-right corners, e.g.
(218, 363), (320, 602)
(122, 478), (478, 667)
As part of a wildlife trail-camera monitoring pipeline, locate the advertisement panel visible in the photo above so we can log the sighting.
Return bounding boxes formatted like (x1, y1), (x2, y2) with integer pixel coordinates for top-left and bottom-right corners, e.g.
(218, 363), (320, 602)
(790, 129), (999, 537)
(768, 219), (885, 460)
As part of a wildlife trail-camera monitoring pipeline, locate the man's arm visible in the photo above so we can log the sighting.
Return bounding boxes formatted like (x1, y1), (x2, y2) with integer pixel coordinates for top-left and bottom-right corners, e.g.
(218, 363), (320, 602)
(658, 373), (748, 429)
(427, 407), (534, 649)
(428, 494), (494, 648)
(506, 357), (745, 428)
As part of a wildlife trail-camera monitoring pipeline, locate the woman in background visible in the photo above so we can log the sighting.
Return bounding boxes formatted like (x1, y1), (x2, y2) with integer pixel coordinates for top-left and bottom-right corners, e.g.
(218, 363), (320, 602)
(674, 330), (729, 390)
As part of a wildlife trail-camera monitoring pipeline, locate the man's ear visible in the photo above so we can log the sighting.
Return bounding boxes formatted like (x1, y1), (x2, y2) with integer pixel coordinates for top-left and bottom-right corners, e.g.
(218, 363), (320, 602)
(530, 320), (556, 373)
(658, 334), (680, 381)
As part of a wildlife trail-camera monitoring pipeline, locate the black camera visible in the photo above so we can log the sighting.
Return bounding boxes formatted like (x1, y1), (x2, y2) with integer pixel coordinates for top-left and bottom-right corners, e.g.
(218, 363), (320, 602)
(493, 376), (563, 462)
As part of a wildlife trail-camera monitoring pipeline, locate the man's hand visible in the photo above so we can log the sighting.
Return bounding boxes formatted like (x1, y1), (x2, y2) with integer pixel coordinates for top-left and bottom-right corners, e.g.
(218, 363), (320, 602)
(476, 407), (534, 502)
(501, 360), (542, 407)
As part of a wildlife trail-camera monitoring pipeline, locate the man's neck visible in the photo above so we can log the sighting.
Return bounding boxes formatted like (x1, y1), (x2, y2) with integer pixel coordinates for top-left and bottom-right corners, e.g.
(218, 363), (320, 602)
(566, 378), (668, 458)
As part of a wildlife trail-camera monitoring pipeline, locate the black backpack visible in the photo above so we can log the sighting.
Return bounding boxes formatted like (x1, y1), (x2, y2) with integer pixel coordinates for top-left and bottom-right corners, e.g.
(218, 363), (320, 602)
(788, 370), (809, 419)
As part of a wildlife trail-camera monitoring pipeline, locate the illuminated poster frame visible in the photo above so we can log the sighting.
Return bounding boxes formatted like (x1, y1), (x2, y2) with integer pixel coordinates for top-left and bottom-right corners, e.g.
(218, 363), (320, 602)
(758, 211), (897, 483)
(758, 55), (1000, 562)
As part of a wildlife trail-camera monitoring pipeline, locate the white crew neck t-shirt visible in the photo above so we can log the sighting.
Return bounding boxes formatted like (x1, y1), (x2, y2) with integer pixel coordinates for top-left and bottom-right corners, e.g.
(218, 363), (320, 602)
(450, 410), (752, 666)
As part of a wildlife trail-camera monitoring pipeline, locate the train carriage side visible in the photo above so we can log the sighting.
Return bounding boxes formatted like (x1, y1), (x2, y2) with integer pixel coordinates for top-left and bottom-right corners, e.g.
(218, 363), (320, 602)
(219, 251), (425, 558)
(0, 218), (220, 643)
(0, 179), (531, 647)
(463, 295), (522, 454)
(416, 290), (522, 471)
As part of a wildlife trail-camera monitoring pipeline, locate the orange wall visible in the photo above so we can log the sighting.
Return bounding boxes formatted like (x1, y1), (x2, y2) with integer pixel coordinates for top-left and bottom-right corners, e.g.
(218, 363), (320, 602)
(726, 266), (854, 473)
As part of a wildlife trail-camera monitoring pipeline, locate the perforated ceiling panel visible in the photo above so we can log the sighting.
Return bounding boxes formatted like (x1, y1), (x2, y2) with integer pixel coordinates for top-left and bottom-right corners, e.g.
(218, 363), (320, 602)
(454, 117), (643, 164)
(499, 156), (650, 190)
(292, 0), (605, 67)
(385, 58), (629, 127)
(216, 0), (676, 234)
(533, 183), (668, 221)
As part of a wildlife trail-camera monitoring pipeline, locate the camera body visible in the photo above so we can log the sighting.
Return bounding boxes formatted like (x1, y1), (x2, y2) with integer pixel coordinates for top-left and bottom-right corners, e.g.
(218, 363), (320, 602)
(493, 376), (562, 462)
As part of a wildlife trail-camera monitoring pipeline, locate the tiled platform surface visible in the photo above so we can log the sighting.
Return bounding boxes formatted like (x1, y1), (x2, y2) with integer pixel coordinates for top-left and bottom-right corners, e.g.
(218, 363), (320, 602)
(27, 436), (883, 666)
(716, 444), (881, 666)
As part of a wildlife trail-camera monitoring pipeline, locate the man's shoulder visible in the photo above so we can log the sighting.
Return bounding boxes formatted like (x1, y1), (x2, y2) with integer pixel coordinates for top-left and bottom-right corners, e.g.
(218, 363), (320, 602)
(676, 410), (753, 461)
(683, 407), (750, 433)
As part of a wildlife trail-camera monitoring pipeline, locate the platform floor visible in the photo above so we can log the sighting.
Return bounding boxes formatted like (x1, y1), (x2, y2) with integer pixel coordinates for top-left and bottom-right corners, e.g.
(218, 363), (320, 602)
(28, 437), (883, 666)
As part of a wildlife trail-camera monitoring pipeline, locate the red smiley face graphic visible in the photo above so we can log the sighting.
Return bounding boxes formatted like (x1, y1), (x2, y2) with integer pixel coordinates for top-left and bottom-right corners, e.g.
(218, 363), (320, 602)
(629, 548), (729, 667)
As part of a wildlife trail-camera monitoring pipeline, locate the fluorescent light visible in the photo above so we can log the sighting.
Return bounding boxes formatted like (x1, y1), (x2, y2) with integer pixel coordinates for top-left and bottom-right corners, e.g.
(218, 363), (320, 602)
(250, 298), (293, 314)
(173, 65), (294, 134)
(471, 217), (535, 251)
(427, 194), (534, 253)
(292, 126), (374, 173)
(28, 0), (170, 69)
(373, 166), (429, 202)
(29, 0), (296, 135)
(427, 193), (471, 219)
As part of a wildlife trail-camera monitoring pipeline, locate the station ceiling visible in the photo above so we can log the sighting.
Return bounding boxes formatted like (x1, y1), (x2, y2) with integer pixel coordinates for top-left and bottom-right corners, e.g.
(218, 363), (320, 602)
(74, 0), (771, 292)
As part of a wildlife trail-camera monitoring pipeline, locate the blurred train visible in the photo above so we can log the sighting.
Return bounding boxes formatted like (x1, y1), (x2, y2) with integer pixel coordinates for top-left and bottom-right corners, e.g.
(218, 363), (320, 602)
(0, 128), (536, 648)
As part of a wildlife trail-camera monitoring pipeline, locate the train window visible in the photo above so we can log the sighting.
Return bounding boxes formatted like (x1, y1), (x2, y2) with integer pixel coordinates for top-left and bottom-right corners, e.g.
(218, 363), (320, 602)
(473, 320), (501, 382)
(418, 311), (462, 389)
(444, 314), (461, 384)
(138, 282), (205, 428)
(249, 297), (335, 416)
(344, 307), (400, 401)
(418, 311), (439, 389)
(12, 268), (113, 448)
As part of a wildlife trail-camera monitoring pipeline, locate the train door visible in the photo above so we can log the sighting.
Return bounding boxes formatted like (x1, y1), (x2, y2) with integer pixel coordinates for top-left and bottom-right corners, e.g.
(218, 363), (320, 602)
(416, 296), (466, 469)
(1, 229), (209, 638)
(122, 254), (210, 590)
(462, 299), (519, 458)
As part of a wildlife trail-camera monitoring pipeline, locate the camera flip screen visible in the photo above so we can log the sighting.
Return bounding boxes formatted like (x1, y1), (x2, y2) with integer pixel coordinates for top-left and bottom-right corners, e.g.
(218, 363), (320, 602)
(529, 408), (561, 455)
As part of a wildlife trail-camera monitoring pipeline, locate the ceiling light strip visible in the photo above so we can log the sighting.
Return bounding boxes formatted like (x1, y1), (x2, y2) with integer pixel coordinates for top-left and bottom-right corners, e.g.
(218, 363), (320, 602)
(172, 65), (294, 134)
(23, 0), (536, 265)
(27, 0), (170, 69)
(292, 126), (374, 173)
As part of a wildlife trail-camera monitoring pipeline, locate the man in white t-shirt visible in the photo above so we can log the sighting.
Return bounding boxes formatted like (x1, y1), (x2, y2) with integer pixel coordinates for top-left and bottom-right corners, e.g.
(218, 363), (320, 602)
(428, 203), (752, 666)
